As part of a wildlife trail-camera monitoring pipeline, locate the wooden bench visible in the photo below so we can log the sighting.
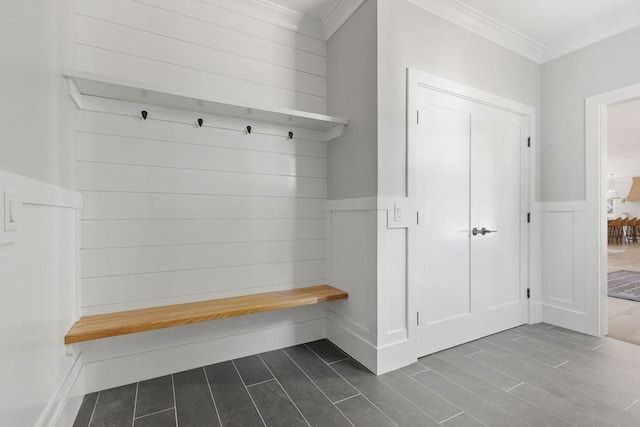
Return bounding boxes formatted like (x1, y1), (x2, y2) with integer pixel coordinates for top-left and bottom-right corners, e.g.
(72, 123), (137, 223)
(65, 285), (347, 344)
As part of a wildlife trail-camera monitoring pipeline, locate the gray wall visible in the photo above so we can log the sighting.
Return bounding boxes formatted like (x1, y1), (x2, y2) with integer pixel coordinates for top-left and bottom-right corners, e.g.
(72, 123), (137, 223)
(0, 0), (76, 189)
(327, 0), (378, 200)
(377, 0), (541, 198)
(541, 25), (640, 202)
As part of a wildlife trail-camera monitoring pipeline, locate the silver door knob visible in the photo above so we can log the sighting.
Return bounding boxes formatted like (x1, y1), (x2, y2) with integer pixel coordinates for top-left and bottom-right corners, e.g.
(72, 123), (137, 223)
(472, 227), (498, 236)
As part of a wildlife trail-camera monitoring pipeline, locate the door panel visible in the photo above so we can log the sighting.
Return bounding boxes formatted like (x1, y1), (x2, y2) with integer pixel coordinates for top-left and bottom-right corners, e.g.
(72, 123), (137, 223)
(416, 100), (472, 326)
(416, 87), (528, 357)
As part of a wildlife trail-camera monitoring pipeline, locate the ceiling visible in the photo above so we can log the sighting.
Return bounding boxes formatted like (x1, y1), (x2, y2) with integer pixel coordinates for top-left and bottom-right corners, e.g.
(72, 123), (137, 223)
(453, 0), (640, 47)
(266, 0), (640, 62)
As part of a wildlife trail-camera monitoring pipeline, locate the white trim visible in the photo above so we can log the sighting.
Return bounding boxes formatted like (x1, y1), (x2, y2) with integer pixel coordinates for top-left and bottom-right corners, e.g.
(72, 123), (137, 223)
(585, 82), (640, 337)
(35, 354), (84, 427)
(323, 0), (366, 40)
(404, 0), (544, 63)
(199, 0), (325, 40)
(0, 168), (82, 209)
(404, 0), (640, 64)
(406, 68), (537, 360)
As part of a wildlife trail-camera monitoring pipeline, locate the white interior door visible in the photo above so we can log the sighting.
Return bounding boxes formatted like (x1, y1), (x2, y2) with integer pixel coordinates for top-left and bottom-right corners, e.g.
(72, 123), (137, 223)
(415, 86), (529, 356)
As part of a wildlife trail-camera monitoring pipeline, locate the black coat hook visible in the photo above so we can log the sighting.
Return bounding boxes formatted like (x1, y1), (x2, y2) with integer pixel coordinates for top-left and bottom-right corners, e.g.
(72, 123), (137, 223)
(197, 118), (203, 127)
(288, 131), (294, 140)
(141, 110), (148, 120)
(246, 125), (252, 134)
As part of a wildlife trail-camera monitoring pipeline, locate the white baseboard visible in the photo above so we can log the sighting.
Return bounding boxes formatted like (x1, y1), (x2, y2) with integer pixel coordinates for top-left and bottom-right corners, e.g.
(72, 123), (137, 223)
(541, 304), (590, 335)
(35, 354), (84, 427)
(327, 315), (377, 373)
(83, 317), (327, 393)
(377, 339), (416, 375)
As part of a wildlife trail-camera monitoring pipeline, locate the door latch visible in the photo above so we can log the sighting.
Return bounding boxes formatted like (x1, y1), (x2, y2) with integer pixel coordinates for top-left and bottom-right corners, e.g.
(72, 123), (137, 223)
(472, 227), (497, 236)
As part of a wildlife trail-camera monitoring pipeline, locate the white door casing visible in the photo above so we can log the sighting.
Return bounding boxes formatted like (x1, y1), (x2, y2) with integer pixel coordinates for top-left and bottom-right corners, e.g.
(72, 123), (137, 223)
(585, 84), (640, 337)
(407, 69), (536, 358)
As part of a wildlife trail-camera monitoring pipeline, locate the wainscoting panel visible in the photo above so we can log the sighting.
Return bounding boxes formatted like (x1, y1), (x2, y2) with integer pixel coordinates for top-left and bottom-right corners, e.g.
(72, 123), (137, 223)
(540, 202), (590, 332)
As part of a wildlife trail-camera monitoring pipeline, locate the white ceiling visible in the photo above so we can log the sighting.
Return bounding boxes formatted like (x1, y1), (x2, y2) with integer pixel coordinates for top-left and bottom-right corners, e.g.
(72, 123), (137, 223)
(266, 0), (640, 62)
(454, 0), (640, 47)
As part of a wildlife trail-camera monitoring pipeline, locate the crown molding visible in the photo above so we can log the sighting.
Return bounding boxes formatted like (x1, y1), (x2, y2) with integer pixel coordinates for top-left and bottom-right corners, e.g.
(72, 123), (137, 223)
(323, 0), (366, 40)
(542, 6), (640, 63)
(199, 0), (325, 40)
(405, 0), (545, 62)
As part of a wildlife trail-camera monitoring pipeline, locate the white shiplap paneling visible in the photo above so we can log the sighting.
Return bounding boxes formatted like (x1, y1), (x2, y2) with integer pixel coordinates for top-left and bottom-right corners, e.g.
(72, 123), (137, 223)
(75, 0), (327, 113)
(78, 96), (328, 314)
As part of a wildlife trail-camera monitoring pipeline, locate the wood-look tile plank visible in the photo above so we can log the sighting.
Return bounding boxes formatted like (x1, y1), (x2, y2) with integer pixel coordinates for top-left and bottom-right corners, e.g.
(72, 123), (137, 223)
(260, 349), (351, 426)
(432, 348), (522, 390)
(332, 359), (440, 427)
(440, 412), (485, 427)
(469, 349), (640, 426)
(135, 375), (174, 418)
(173, 368), (220, 427)
(305, 339), (349, 363)
(421, 355), (569, 426)
(283, 344), (358, 403)
(234, 354), (273, 386)
(507, 383), (616, 427)
(378, 370), (462, 423)
(205, 361), (264, 426)
(475, 337), (639, 408)
(134, 409), (176, 427)
(335, 395), (396, 427)
(412, 370), (528, 427)
(89, 384), (137, 427)
(248, 380), (307, 427)
(73, 392), (99, 427)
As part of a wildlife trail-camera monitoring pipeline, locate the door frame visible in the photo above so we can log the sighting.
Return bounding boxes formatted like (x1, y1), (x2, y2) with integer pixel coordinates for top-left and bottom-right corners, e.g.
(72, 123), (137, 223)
(585, 82), (640, 336)
(406, 68), (537, 358)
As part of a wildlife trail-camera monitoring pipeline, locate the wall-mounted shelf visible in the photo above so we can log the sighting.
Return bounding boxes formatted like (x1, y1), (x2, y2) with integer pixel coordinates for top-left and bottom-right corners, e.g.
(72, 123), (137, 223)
(62, 68), (348, 141)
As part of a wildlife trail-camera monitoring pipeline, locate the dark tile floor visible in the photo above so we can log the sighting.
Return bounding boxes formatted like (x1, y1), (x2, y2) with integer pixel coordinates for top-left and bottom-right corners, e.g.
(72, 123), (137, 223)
(74, 324), (640, 426)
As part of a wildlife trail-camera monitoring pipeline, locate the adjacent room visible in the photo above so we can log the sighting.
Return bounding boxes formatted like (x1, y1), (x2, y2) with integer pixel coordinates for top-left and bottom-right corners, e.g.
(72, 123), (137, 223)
(2, 0), (640, 426)
(606, 98), (640, 346)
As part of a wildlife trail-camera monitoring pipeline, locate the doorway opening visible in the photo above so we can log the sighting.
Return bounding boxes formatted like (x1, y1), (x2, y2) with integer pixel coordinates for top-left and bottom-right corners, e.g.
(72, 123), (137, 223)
(605, 98), (640, 346)
(586, 82), (640, 343)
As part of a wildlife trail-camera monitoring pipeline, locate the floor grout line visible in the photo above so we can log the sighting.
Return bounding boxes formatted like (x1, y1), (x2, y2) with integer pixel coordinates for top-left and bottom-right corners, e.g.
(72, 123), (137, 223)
(134, 407), (175, 421)
(439, 410), (465, 424)
(87, 391), (100, 427)
(258, 352), (313, 427)
(171, 374), (178, 427)
(328, 357), (351, 365)
(245, 377), (276, 388)
(280, 347), (355, 426)
(332, 393), (361, 405)
(625, 398), (639, 411)
(505, 381), (524, 392)
(202, 367), (223, 427)
(232, 359), (267, 427)
(131, 382), (139, 427)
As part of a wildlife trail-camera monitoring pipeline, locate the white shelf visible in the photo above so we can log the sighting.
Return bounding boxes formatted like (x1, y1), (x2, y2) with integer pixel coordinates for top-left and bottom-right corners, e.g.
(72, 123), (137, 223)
(62, 68), (348, 140)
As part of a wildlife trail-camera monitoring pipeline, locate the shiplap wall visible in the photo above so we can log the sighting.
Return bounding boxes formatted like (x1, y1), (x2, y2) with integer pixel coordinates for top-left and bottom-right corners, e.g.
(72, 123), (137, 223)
(76, 0), (327, 113)
(75, 0), (329, 316)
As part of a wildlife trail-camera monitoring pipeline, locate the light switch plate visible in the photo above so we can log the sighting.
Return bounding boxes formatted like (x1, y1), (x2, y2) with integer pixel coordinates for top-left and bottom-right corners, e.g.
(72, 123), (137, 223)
(4, 191), (16, 232)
